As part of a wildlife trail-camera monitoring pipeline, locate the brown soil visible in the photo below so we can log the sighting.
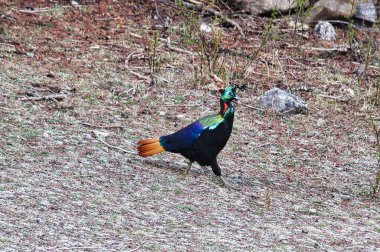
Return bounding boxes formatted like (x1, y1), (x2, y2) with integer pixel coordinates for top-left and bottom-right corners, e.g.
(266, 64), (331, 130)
(1, 1), (379, 251)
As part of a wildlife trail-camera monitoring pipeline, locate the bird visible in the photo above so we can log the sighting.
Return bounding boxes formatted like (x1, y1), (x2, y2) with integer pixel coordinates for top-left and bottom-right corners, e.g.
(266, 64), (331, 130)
(137, 85), (245, 186)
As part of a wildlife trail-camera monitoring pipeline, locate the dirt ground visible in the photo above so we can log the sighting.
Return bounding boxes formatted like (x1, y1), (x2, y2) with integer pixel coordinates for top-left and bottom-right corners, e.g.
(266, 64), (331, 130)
(1, 1), (379, 251)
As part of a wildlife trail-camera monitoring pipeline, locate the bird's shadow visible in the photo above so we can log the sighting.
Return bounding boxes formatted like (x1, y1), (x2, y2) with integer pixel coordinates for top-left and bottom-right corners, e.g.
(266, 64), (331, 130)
(140, 158), (262, 190)
(142, 158), (211, 176)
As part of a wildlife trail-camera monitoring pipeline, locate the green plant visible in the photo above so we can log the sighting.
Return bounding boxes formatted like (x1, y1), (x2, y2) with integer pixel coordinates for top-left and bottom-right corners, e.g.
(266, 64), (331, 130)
(0, 27), (8, 37)
(357, 18), (379, 198)
(198, 24), (224, 74)
(238, 9), (278, 79)
(347, 20), (356, 51)
(148, 30), (159, 84)
(347, 0), (357, 51)
(175, 0), (199, 42)
(292, 0), (309, 34)
(367, 109), (380, 198)
(179, 204), (195, 211)
(265, 187), (271, 210)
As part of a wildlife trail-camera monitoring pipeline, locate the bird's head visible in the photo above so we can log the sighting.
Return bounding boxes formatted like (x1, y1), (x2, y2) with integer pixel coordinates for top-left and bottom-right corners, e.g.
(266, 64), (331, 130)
(220, 84), (247, 102)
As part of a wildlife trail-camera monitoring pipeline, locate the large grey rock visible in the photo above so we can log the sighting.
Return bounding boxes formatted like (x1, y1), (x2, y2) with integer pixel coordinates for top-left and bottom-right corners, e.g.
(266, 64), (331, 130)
(230, 0), (309, 15)
(306, 0), (353, 24)
(258, 88), (308, 114)
(314, 21), (336, 41)
(306, 0), (378, 24)
(354, 2), (377, 23)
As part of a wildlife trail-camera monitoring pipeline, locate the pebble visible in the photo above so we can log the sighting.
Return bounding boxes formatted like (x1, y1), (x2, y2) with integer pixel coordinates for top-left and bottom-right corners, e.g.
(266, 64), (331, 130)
(316, 118), (326, 127)
(309, 208), (317, 214)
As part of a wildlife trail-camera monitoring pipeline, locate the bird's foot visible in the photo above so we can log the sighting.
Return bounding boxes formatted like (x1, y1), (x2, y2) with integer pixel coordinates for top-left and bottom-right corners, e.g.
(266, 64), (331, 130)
(182, 162), (193, 175)
(220, 176), (239, 190)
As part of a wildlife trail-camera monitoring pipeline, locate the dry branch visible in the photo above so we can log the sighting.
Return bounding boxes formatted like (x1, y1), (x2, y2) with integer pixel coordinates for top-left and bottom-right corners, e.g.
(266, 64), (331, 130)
(16, 6), (71, 14)
(286, 43), (349, 53)
(129, 71), (151, 81)
(317, 94), (343, 100)
(125, 49), (150, 82)
(82, 122), (126, 129)
(126, 241), (146, 252)
(20, 93), (68, 102)
(159, 38), (194, 55)
(125, 49), (144, 69)
(240, 102), (265, 111)
(92, 130), (135, 154)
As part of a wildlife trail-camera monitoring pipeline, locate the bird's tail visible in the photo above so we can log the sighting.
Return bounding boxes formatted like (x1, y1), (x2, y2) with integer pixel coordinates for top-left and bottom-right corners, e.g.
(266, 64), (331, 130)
(137, 138), (165, 157)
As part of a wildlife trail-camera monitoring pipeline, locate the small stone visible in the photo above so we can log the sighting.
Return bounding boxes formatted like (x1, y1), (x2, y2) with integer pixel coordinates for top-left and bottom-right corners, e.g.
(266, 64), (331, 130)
(83, 133), (92, 140)
(121, 112), (130, 118)
(278, 235), (288, 243)
(26, 52), (35, 58)
(360, 104), (369, 112)
(356, 64), (366, 77)
(344, 87), (355, 98)
(200, 23), (212, 33)
(177, 114), (186, 120)
(316, 118), (326, 127)
(46, 73), (55, 78)
(341, 195), (351, 201)
(309, 208), (317, 214)
(314, 21), (336, 41)
(288, 20), (309, 30)
(71, 0), (79, 8)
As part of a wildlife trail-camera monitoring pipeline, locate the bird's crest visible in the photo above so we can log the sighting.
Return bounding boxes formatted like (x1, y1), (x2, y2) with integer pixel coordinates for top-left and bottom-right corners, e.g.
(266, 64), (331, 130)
(231, 84), (248, 93)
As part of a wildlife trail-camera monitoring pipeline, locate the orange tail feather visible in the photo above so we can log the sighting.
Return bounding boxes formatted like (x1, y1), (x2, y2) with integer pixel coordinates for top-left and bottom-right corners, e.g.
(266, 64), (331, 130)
(137, 138), (165, 157)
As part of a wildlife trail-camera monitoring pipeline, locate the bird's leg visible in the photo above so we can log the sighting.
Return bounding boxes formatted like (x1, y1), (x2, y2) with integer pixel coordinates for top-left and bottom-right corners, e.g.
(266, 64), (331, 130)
(184, 161), (193, 175)
(220, 176), (238, 189)
(220, 176), (228, 186)
(211, 160), (238, 189)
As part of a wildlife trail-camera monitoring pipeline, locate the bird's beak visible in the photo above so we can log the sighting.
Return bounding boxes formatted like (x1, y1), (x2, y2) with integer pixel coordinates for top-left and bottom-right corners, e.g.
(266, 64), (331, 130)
(233, 95), (240, 103)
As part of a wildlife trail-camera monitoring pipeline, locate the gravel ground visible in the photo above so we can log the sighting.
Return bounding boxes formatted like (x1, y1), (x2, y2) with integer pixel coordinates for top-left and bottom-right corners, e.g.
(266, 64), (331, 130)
(0, 1), (379, 251)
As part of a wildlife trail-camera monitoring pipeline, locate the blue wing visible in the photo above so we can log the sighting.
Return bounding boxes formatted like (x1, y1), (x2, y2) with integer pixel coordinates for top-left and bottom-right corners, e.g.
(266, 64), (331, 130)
(159, 120), (205, 152)
(159, 113), (225, 153)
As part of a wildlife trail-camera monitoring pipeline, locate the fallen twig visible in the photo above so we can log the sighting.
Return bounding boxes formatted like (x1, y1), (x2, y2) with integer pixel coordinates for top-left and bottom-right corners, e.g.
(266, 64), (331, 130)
(92, 130), (135, 154)
(125, 49), (144, 69)
(317, 94), (343, 100)
(158, 38), (195, 79)
(16, 6), (71, 14)
(125, 49), (150, 82)
(0, 106), (23, 111)
(159, 38), (194, 55)
(82, 122), (126, 129)
(286, 43), (349, 53)
(130, 71), (150, 81)
(153, 0), (165, 25)
(127, 241), (146, 252)
(240, 103), (265, 111)
(20, 93), (68, 102)
(304, 47), (348, 52)
(53, 246), (104, 251)
(280, 29), (309, 39)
